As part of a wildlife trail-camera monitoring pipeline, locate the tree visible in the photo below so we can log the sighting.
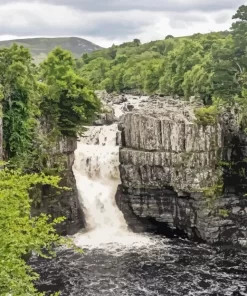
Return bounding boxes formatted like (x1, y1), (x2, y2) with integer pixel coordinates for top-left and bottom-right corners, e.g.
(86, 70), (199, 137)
(165, 35), (174, 40)
(231, 5), (247, 88)
(0, 167), (64, 295)
(40, 47), (101, 137)
(144, 61), (162, 94)
(77, 28), (242, 99)
(182, 54), (214, 103)
(232, 4), (247, 54)
(108, 45), (117, 59)
(0, 44), (38, 159)
(159, 39), (203, 95)
(80, 57), (110, 86)
(82, 53), (90, 64)
(211, 36), (241, 100)
(133, 38), (141, 46)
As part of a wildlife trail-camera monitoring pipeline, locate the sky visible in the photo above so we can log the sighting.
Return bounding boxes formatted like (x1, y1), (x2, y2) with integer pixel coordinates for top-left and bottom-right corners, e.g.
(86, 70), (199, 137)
(0, 0), (246, 47)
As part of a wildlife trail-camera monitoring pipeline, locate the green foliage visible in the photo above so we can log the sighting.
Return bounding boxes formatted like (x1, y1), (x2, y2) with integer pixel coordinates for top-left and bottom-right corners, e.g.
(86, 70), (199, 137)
(40, 47), (101, 137)
(182, 54), (213, 101)
(159, 39), (204, 95)
(0, 44), (38, 159)
(218, 208), (230, 218)
(218, 160), (233, 168)
(235, 88), (247, 132)
(203, 183), (223, 199)
(77, 30), (238, 100)
(0, 44), (98, 295)
(231, 5), (247, 68)
(0, 45), (100, 172)
(194, 105), (219, 126)
(75, 6), (247, 111)
(0, 167), (65, 296)
(202, 181), (224, 210)
(165, 35), (174, 40)
(78, 38), (174, 94)
(210, 36), (241, 100)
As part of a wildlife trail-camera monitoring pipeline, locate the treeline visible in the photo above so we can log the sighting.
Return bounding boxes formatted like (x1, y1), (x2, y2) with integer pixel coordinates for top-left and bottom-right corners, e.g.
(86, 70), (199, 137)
(78, 5), (247, 105)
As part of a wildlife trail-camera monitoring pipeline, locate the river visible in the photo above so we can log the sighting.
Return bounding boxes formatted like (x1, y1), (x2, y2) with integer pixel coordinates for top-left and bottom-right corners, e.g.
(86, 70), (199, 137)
(30, 98), (247, 296)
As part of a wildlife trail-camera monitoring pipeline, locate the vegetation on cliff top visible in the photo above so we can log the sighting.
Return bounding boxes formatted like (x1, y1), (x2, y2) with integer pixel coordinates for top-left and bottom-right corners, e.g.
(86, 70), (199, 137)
(77, 5), (247, 109)
(40, 47), (101, 137)
(0, 44), (100, 164)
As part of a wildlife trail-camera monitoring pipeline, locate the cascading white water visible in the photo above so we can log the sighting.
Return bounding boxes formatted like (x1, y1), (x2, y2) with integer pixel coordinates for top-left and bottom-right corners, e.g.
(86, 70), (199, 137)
(72, 95), (156, 249)
(73, 123), (127, 230)
(73, 123), (153, 248)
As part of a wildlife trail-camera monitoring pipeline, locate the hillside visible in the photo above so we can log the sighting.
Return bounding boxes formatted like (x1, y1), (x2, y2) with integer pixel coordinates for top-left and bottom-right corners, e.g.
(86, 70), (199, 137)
(79, 31), (233, 102)
(0, 37), (102, 63)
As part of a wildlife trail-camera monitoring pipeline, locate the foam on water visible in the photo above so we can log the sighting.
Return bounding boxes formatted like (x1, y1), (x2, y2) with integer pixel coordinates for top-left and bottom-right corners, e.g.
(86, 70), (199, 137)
(72, 123), (154, 249)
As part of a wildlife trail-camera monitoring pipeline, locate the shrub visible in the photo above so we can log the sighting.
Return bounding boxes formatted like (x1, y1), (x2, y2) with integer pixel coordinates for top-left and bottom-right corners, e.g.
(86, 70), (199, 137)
(194, 105), (218, 125)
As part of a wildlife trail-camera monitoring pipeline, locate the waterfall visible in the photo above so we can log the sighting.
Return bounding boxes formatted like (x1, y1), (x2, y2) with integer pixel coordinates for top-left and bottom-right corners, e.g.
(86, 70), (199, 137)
(73, 123), (137, 247)
(73, 123), (126, 230)
(72, 96), (154, 249)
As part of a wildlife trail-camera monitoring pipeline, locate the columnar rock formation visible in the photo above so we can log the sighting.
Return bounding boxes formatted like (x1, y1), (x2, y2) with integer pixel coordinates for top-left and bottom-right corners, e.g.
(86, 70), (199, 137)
(116, 98), (247, 246)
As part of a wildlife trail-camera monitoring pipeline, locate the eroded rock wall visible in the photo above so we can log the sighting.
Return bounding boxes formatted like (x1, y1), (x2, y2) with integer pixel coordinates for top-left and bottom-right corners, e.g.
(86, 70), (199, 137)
(32, 136), (84, 235)
(116, 100), (247, 246)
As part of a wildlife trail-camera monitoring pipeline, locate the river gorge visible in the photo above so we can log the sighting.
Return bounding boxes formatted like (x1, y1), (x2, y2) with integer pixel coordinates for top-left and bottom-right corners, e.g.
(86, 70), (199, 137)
(30, 93), (247, 295)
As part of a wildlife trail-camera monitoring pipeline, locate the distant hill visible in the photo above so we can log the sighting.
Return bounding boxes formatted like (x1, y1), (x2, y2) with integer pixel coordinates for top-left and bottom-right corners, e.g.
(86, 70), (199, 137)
(0, 37), (102, 63)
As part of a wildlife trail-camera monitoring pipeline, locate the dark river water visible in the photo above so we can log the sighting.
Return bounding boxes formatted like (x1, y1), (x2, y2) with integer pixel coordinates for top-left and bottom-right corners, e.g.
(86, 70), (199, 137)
(29, 235), (247, 296)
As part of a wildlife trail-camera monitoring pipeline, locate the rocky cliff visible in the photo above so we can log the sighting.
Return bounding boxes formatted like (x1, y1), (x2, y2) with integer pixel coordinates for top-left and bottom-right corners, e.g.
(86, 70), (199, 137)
(116, 97), (247, 246)
(32, 136), (84, 235)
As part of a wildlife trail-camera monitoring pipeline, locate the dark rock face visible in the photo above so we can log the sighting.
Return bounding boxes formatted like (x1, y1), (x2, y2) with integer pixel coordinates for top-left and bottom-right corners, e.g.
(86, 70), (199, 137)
(32, 137), (84, 235)
(116, 101), (247, 246)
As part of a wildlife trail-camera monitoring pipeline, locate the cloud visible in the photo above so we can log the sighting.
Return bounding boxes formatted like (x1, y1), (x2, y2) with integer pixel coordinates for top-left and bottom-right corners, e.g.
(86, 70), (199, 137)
(0, 1), (245, 47)
(214, 11), (233, 24)
(1, 0), (245, 12)
(0, 3), (155, 38)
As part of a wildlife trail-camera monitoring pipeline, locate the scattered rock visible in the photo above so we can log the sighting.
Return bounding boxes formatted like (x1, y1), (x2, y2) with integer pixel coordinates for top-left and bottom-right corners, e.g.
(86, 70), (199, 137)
(113, 95), (128, 105)
(122, 103), (134, 112)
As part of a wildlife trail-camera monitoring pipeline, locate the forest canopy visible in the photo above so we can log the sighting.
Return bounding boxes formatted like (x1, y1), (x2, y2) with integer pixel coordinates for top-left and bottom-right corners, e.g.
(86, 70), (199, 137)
(77, 5), (247, 106)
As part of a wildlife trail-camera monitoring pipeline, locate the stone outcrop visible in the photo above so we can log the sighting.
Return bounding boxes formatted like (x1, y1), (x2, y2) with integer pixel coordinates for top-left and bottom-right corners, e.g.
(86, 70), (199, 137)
(32, 136), (84, 235)
(116, 99), (247, 246)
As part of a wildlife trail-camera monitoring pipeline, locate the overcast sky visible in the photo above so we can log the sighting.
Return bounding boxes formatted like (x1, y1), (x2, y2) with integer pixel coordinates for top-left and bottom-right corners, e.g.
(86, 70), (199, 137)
(1, 0), (246, 47)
